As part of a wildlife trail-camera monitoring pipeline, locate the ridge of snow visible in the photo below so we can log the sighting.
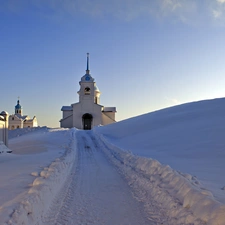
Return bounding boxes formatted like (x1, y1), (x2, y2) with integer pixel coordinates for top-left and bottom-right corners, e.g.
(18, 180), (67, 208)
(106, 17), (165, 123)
(8, 126), (50, 139)
(0, 128), (77, 225)
(93, 128), (225, 225)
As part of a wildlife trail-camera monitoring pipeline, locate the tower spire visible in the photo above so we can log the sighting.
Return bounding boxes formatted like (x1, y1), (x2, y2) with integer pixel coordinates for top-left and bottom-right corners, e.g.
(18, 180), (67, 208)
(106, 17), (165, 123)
(86, 53), (90, 74)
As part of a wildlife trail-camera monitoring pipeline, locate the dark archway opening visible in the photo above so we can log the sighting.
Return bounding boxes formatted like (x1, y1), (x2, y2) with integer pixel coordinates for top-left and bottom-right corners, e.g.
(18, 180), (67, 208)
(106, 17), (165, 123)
(82, 113), (93, 130)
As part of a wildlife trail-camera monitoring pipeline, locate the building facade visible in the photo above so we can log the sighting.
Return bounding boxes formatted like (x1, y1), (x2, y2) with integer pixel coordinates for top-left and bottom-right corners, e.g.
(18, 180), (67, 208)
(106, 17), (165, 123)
(60, 53), (116, 129)
(0, 111), (9, 146)
(8, 100), (38, 130)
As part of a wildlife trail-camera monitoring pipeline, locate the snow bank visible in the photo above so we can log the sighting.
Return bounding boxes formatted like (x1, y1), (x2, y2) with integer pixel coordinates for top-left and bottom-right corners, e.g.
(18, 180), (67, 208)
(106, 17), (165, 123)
(0, 141), (12, 154)
(94, 129), (225, 225)
(8, 126), (49, 139)
(0, 128), (77, 225)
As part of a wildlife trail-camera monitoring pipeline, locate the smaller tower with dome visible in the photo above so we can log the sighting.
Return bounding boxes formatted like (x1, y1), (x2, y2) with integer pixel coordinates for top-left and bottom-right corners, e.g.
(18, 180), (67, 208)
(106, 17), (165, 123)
(8, 99), (38, 130)
(15, 99), (22, 115)
(60, 53), (116, 129)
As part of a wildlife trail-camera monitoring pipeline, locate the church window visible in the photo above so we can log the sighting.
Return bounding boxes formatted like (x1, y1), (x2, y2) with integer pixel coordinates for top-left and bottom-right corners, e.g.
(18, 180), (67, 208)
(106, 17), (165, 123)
(17, 126), (20, 129)
(12, 117), (14, 120)
(84, 87), (90, 95)
(11, 125), (15, 130)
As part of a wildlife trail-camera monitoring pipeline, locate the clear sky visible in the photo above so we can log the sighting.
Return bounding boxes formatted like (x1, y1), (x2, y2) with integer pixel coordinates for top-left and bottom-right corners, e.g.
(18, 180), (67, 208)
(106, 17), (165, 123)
(1, 0), (225, 128)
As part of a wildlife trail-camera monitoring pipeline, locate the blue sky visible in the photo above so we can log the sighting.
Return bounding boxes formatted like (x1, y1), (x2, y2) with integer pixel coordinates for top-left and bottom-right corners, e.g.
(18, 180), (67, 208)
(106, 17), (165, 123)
(1, 0), (225, 127)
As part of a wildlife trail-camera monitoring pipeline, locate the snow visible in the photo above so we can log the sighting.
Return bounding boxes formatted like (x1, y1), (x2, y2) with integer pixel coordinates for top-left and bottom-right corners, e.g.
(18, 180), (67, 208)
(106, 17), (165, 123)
(0, 127), (76, 224)
(0, 98), (225, 224)
(94, 98), (225, 224)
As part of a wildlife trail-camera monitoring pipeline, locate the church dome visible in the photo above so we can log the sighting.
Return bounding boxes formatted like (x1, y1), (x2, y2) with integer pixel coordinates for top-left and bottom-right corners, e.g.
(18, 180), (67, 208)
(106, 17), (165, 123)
(94, 85), (100, 92)
(15, 100), (22, 109)
(0, 111), (9, 115)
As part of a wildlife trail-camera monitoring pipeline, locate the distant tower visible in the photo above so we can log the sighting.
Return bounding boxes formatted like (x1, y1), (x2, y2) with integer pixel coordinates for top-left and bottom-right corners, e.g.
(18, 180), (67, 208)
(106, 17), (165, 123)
(77, 53), (101, 104)
(15, 98), (22, 115)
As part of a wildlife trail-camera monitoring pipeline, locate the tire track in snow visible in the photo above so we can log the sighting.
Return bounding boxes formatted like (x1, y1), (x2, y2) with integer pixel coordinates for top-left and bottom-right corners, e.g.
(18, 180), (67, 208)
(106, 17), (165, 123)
(94, 132), (206, 225)
(42, 130), (152, 225)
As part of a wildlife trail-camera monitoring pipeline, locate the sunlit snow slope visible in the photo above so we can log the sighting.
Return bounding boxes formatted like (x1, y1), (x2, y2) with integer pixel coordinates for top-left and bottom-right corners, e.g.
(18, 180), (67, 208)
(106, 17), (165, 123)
(95, 98), (225, 204)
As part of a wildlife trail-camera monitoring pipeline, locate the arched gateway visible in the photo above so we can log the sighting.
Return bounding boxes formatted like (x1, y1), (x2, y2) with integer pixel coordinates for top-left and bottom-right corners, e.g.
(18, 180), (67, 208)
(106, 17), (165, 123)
(82, 113), (92, 130)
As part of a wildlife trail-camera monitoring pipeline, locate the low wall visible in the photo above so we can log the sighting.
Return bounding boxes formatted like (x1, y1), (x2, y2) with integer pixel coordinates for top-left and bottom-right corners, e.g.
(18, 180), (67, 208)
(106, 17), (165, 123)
(0, 111), (9, 146)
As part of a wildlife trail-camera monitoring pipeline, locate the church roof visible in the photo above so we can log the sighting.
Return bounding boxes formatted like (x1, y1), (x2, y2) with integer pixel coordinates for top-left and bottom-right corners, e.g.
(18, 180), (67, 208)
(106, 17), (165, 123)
(80, 74), (95, 82)
(103, 107), (116, 112)
(24, 118), (34, 123)
(13, 114), (29, 120)
(94, 85), (100, 92)
(0, 111), (8, 115)
(15, 100), (22, 109)
(61, 106), (73, 111)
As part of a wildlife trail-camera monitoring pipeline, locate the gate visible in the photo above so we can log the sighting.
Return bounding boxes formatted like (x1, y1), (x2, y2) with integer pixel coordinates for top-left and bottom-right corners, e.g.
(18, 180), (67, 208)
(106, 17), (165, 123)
(82, 113), (93, 130)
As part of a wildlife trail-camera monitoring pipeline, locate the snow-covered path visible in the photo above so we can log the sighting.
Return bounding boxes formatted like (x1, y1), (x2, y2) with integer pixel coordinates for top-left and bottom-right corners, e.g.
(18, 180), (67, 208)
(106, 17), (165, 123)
(43, 130), (151, 225)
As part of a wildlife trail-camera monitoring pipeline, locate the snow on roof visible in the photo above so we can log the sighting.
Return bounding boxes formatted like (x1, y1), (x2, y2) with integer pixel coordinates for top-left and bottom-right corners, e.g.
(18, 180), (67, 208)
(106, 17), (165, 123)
(61, 106), (73, 111)
(0, 111), (8, 115)
(103, 107), (116, 112)
(12, 114), (29, 121)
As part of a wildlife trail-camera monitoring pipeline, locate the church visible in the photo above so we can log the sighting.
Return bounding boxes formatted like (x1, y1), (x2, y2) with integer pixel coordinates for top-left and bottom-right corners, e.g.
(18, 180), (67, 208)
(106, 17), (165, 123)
(8, 99), (38, 130)
(60, 53), (116, 130)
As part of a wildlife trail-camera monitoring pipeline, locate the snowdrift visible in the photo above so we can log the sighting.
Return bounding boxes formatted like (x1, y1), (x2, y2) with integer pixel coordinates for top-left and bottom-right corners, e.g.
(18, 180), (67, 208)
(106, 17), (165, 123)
(0, 128), (77, 225)
(8, 126), (50, 139)
(94, 129), (225, 225)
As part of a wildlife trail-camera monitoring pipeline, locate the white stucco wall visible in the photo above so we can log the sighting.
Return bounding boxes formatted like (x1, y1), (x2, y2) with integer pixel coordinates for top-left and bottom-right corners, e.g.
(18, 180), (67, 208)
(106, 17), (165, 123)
(23, 117), (38, 128)
(8, 115), (38, 130)
(0, 122), (4, 144)
(102, 112), (116, 126)
(8, 116), (23, 130)
(60, 115), (73, 128)
(63, 110), (72, 119)
(102, 111), (116, 121)
(72, 102), (103, 129)
(0, 112), (9, 146)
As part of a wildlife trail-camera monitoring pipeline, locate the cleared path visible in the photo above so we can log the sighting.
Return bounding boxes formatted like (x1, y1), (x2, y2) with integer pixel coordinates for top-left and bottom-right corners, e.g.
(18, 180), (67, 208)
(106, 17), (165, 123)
(43, 130), (152, 225)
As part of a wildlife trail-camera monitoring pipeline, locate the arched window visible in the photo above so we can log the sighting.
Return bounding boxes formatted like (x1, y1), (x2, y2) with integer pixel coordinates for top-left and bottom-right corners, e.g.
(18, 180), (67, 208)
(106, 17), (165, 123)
(84, 87), (90, 95)
(11, 125), (15, 130)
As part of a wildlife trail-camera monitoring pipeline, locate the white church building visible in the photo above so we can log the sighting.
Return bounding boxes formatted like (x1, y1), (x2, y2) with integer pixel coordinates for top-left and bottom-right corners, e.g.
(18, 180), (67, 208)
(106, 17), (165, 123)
(60, 53), (116, 130)
(8, 99), (38, 130)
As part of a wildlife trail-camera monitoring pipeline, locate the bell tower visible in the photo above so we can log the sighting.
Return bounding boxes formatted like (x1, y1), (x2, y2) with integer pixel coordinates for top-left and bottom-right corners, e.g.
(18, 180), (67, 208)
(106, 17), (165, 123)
(60, 52), (116, 129)
(77, 53), (101, 104)
(15, 98), (22, 115)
